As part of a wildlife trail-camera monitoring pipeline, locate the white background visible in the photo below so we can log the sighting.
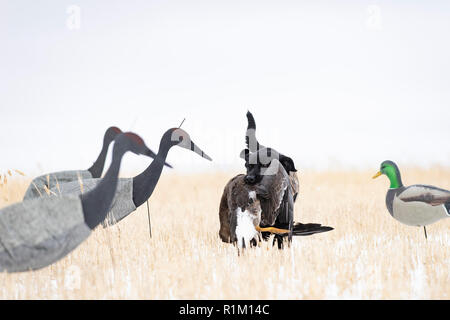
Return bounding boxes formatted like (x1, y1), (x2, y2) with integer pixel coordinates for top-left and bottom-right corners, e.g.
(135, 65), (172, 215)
(1, 0), (449, 175)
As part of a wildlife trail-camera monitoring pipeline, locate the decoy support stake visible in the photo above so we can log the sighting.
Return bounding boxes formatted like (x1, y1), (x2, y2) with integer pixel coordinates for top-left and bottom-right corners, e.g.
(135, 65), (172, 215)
(145, 117), (186, 240)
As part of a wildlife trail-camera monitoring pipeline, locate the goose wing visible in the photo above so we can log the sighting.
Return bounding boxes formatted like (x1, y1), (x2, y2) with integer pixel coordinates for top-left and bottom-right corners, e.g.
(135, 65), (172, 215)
(398, 185), (450, 206)
(289, 171), (299, 202)
(226, 174), (260, 243)
(218, 175), (244, 243)
(257, 159), (290, 226)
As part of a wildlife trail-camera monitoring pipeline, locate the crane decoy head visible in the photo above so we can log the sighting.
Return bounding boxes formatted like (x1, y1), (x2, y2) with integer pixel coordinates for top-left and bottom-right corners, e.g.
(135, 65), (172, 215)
(167, 128), (212, 161)
(104, 126), (123, 143)
(117, 132), (158, 158)
(240, 147), (295, 185)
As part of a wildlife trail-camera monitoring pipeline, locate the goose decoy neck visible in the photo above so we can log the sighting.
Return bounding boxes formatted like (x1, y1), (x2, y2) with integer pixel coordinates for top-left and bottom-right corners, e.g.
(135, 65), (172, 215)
(87, 126), (122, 178)
(82, 133), (147, 229)
(246, 111), (262, 152)
(373, 160), (403, 189)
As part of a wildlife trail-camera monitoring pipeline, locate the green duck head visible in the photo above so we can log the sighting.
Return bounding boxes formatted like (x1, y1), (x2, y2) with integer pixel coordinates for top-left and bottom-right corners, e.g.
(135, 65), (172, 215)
(372, 160), (403, 189)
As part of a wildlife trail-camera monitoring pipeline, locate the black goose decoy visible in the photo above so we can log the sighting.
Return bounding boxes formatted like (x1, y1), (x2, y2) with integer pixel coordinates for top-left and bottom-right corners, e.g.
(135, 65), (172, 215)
(0, 132), (154, 272)
(373, 160), (450, 239)
(48, 128), (212, 226)
(23, 126), (123, 200)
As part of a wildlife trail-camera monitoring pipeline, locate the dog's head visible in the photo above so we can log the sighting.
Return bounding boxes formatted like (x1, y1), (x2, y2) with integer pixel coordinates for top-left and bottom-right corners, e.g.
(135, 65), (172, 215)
(241, 149), (266, 184)
(240, 148), (297, 185)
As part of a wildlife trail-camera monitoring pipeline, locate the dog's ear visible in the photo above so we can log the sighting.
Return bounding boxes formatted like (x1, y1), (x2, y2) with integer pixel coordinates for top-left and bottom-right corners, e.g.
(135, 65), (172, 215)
(279, 154), (297, 172)
(239, 149), (250, 161)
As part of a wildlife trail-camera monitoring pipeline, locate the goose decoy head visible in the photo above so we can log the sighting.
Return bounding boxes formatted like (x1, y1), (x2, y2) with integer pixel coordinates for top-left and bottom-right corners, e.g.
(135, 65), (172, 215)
(167, 128), (212, 161)
(119, 132), (158, 158)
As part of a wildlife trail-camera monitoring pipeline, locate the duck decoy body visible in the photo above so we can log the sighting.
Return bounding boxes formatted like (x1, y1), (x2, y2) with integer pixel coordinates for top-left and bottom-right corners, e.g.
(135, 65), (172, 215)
(373, 160), (450, 237)
(23, 126), (123, 200)
(48, 128), (212, 226)
(0, 132), (153, 272)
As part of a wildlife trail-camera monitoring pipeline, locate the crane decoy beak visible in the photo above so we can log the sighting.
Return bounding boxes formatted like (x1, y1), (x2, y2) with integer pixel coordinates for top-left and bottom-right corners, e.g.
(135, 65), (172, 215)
(189, 140), (212, 161)
(372, 171), (382, 179)
(145, 147), (157, 158)
(145, 148), (173, 168)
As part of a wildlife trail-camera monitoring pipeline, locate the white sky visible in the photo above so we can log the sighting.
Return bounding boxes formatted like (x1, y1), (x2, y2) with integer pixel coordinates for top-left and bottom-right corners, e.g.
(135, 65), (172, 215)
(1, 0), (449, 175)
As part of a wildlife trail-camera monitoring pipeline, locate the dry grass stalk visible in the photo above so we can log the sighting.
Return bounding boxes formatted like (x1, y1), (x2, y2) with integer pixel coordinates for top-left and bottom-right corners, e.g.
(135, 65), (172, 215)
(43, 185), (57, 196)
(32, 182), (43, 197)
(14, 169), (25, 176)
(55, 178), (61, 195)
(77, 172), (84, 194)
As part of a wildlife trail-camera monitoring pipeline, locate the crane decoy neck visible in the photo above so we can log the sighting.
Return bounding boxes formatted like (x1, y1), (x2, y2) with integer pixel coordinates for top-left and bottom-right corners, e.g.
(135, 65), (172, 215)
(87, 126), (122, 178)
(81, 133), (145, 229)
(131, 130), (175, 208)
(132, 128), (212, 208)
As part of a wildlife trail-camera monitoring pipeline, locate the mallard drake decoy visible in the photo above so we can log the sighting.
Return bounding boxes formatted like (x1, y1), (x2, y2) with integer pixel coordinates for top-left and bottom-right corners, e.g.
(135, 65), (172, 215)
(219, 157), (332, 250)
(48, 128), (212, 226)
(0, 132), (153, 272)
(23, 126), (123, 200)
(373, 160), (450, 239)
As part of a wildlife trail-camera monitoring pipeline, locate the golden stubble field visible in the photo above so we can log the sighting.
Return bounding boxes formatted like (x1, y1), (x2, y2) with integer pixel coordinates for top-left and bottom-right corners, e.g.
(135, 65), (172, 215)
(0, 168), (449, 299)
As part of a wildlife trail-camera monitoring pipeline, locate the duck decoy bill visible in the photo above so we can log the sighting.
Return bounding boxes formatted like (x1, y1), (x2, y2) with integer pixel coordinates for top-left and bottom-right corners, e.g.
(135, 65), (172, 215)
(372, 171), (382, 179)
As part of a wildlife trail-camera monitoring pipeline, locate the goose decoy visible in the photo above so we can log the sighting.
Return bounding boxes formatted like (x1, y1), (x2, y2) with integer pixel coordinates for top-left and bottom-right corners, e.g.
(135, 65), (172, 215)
(0, 132), (154, 272)
(373, 160), (450, 239)
(48, 128), (212, 226)
(23, 126), (123, 200)
(245, 111), (299, 201)
(219, 156), (333, 250)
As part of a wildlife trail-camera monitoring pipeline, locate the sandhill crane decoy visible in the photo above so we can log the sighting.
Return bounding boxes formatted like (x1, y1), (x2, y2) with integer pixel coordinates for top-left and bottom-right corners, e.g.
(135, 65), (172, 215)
(219, 157), (333, 251)
(23, 126), (123, 200)
(245, 111), (299, 201)
(0, 132), (154, 272)
(48, 128), (212, 226)
(373, 160), (450, 239)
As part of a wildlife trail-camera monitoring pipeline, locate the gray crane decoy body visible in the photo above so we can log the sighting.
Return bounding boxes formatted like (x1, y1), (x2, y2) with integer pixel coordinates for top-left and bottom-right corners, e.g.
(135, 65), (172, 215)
(48, 128), (212, 227)
(23, 127), (122, 200)
(49, 178), (136, 227)
(0, 132), (151, 272)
